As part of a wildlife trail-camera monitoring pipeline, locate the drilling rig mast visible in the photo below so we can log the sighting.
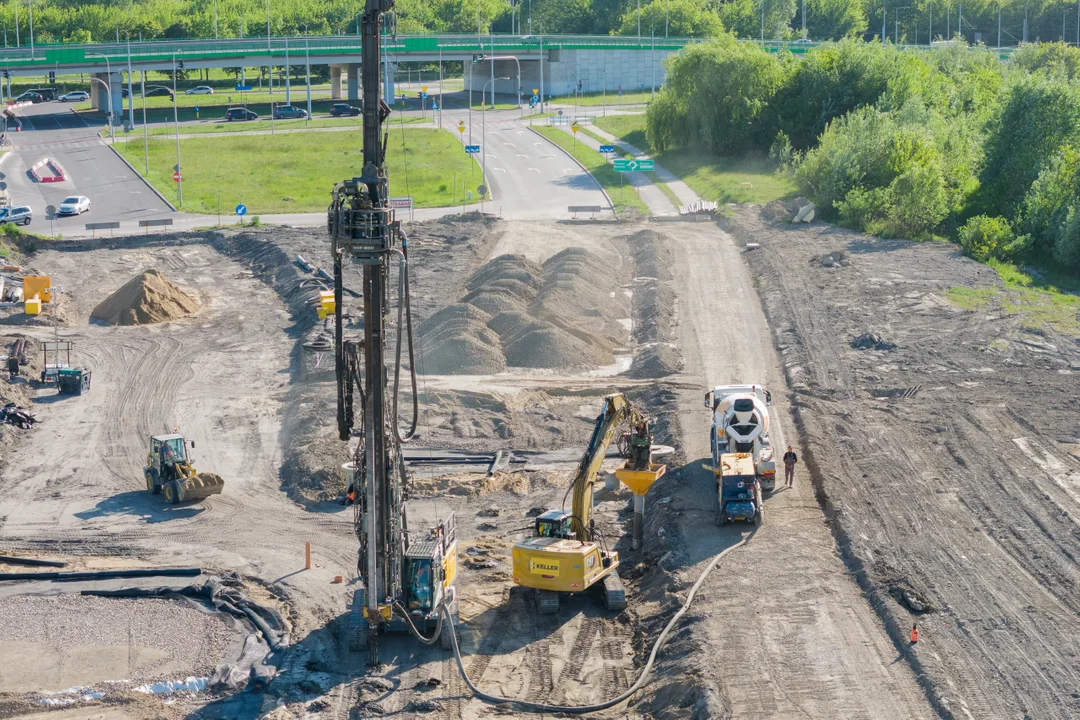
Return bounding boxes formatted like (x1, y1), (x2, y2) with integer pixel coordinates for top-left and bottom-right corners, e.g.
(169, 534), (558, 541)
(327, 0), (457, 666)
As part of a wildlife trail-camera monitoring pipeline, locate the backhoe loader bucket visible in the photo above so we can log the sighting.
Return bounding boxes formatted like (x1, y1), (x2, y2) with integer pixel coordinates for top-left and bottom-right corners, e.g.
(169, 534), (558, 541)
(177, 472), (225, 502)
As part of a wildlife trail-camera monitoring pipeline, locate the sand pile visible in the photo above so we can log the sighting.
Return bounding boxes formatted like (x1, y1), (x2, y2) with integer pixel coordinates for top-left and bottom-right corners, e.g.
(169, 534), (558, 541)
(91, 269), (199, 326)
(419, 249), (627, 374)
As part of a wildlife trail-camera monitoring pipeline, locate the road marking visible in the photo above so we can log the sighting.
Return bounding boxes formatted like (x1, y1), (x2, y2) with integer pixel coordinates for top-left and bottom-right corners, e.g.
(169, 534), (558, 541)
(528, 168), (541, 173)
(563, 168), (575, 174)
(516, 154), (529, 158)
(503, 142), (514, 146)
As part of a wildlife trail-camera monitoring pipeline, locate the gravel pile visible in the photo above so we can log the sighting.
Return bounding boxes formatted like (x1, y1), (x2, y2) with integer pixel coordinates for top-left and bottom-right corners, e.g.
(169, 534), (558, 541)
(628, 229), (673, 280)
(0, 594), (235, 684)
(629, 343), (683, 378)
(417, 248), (626, 373)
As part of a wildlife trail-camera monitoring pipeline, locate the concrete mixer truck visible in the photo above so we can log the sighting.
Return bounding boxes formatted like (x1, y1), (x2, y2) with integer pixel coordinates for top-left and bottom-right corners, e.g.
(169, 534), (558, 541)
(704, 384), (777, 492)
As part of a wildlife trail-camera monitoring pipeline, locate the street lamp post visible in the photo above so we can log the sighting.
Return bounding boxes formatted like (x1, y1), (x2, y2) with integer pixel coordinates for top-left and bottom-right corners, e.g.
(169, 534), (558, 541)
(305, 40), (312, 121)
(28, 0), (34, 57)
(896, 6), (910, 43)
(88, 53), (113, 141)
(172, 54), (183, 208)
(214, 0), (219, 39)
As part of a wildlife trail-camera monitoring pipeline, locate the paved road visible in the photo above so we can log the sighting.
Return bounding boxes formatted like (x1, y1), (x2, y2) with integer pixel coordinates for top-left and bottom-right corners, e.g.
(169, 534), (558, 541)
(3, 103), (173, 234)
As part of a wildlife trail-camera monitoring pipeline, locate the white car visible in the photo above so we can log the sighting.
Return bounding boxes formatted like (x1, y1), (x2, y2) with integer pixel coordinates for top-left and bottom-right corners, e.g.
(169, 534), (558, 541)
(59, 91), (90, 102)
(186, 86), (214, 95)
(58, 195), (91, 215)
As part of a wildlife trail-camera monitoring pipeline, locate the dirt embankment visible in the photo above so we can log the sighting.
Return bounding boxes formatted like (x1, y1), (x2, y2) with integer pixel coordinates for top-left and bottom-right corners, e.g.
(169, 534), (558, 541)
(730, 206), (1080, 719)
(625, 229), (681, 379)
(212, 215), (502, 505)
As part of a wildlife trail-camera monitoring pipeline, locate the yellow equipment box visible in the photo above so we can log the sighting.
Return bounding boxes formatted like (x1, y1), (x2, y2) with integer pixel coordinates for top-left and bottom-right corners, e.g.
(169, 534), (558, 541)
(24, 296), (41, 315)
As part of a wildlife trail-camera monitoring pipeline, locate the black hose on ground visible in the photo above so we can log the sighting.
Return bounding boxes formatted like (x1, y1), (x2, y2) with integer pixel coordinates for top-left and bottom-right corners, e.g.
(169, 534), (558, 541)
(391, 233), (419, 444)
(0, 554), (67, 568)
(439, 529), (757, 714)
(393, 602), (443, 645)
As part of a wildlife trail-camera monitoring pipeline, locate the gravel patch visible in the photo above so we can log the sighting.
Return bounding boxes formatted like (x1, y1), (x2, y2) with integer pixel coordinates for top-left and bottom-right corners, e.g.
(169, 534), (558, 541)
(0, 594), (235, 686)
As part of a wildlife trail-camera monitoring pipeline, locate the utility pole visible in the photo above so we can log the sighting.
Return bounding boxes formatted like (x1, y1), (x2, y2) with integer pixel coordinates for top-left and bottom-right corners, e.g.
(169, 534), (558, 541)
(762, 0), (765, 42)
(305, 40), (311, 120)
(638, 0), (642, 39)
(172, 54), (183, 208)
(930, 0), (933, 42)
(802, 0), (806, 38)
(666, 0), (670, 38)
(214, 0), (219, 39)
(28, 0), (34, 57)
(882, 0), (887, 43)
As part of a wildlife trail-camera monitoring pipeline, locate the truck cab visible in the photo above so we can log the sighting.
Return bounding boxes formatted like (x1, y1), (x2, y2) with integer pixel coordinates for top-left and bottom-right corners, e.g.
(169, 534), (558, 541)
(716, 452), (762, 526)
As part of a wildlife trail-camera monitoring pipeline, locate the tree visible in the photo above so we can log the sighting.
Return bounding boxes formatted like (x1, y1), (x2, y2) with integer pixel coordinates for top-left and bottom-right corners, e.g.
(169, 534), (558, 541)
(617, 0), (724, 37)
(804, 0), (867, 39)
(646, 34), (783, 153)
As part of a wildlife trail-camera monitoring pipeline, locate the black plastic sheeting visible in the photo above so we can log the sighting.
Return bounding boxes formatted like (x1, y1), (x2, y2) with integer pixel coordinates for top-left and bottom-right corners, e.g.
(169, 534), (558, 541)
(81, 574), (289, 692)
(0, 566), (201, 582)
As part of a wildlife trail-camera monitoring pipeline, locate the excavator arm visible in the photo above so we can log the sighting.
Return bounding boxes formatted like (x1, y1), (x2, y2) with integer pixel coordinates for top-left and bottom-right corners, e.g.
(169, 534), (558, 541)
(569, 394), (652, 541)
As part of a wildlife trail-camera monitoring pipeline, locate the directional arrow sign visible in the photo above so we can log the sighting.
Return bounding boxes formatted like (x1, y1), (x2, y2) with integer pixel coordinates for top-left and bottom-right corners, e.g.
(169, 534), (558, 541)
(421, 92), (428, 99)
(465, 145), (480, 154)
(599, 144), (616, 153)
(235, 85), (253, 91)
(613, 159), (655, 172)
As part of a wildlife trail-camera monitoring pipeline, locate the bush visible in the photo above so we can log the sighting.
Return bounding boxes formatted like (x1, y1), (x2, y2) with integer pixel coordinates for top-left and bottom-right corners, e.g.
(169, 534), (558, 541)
(2, 222), (21, 239)
(977, 73), (1080, 221)
(958, 215), (1017, 261)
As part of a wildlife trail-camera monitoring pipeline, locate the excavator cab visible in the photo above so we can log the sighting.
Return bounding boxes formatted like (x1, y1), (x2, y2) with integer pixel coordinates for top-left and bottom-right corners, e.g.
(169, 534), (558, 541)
(535, 511), (575, 540)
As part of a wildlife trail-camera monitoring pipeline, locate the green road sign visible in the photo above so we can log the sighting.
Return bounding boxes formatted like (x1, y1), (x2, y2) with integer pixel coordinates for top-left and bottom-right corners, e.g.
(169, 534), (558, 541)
(613, 158), (655, 172)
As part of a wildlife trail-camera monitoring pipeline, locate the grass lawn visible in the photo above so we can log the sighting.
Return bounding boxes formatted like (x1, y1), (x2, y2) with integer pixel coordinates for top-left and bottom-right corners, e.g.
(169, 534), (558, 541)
(594, 114), (798, 205)
(533, 127), (647, 216)
(117, 128), (480, 215)
(578, 126), (680, 209)
(565, 90), (653, 107)
(947, 260), (1080, 335)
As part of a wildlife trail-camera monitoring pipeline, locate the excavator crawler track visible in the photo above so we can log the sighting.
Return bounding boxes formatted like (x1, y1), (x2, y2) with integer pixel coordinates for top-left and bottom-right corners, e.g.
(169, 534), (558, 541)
(603, 573), (627, 612)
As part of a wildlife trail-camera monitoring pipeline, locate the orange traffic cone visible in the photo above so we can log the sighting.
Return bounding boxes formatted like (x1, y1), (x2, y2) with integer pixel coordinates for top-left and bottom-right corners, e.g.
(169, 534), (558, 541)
(910, 624), (919, 644)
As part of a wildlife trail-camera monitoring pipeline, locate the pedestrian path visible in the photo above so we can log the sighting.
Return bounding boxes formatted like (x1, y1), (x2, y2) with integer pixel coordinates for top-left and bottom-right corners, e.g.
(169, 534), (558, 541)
(554, 124), (676, 216)
(586, 125), (702, 207)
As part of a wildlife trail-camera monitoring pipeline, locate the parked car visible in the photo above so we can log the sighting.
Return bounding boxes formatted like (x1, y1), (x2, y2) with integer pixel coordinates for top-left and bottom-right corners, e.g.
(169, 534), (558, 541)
(273, 105), (308, 120)
(58, 91), (90, 102)
(186, 86), (214, 95)
(225, 107), (258, 121)
(144, 86), (174, 99)
(58, 195), (91, 215)
(330, 103), (361, 117)
(0, 206), (32, 225)
(26, 87), (58, 101)
(13, 92), (43, 104)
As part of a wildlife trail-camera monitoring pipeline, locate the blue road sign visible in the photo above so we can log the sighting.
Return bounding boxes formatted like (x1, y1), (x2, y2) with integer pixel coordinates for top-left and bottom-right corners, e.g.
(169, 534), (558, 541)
(433, 101), (439, 110)
(465, 145), (481, 154)
(194, 106), (200, 112)
(599, 145), (616, 153)
(236, 204), (247, 216)
(401, 93), (406, 103)
(421, 92), (428, 99)
(235, 85), (253, 91)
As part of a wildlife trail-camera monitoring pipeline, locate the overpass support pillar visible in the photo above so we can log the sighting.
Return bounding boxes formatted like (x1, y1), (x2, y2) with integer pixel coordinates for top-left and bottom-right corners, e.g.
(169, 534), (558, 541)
(91, 72), (124, 121)
(383, 62), (396, 106)
(330, 65), (343, 100)
(347, 64), (360, 103)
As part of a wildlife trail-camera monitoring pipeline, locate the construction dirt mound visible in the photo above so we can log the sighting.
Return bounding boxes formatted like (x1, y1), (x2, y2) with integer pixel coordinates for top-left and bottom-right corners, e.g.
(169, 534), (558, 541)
(418, 248), (627, 374)
(91, 269), (200, 326)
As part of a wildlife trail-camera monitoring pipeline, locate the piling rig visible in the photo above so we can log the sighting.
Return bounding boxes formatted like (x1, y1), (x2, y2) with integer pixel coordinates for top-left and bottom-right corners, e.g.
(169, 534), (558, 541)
(327, 0), (457, 665)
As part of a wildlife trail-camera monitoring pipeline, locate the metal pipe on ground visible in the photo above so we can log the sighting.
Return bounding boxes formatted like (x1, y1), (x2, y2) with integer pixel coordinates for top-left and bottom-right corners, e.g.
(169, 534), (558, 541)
(0, 554), (67, 568)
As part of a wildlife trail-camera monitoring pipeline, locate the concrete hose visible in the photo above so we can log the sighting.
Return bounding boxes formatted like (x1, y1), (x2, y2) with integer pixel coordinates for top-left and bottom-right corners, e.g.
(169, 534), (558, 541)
(439, 528), (757, 714)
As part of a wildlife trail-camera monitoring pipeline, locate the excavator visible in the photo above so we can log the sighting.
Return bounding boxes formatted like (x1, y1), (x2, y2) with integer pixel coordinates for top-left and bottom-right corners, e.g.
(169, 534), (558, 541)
(511, 393), (665, 614)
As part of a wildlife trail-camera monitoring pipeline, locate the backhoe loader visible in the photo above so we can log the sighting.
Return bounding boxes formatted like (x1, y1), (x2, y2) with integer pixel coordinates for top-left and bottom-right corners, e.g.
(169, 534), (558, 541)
(511, 393), (665, 614)
(144, 433), (224, 504)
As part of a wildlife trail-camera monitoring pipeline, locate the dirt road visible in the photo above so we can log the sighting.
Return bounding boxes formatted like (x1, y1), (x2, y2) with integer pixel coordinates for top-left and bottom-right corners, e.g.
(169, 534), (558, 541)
(627, 221), (933, 718)
(731, 206), (1080, 719)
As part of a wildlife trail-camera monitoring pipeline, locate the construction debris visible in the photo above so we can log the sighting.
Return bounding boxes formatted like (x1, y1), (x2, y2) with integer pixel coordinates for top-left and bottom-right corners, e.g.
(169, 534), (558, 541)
(0, 402), (36, 429)
(90, 269), (200, 326)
